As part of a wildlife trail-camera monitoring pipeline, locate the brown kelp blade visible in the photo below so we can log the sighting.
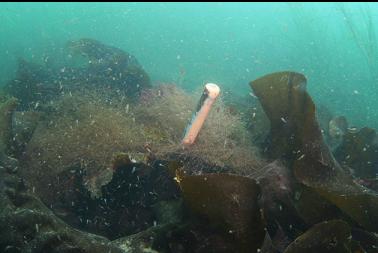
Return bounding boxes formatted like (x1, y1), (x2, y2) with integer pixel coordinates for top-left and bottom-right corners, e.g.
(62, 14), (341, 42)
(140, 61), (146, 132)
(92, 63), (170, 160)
(250, 71), (378, 232)
(176, 173), (265, 252)
(249, 71), (318, 160)
(284, 220), (352, 253)
(334, 127), (378, 179)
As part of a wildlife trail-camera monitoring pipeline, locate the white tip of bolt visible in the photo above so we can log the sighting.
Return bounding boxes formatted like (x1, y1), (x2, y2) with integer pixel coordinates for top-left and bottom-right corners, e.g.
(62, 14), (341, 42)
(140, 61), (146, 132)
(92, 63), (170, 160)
(181, 83), (221, 146)
(205, 83), (220, 99)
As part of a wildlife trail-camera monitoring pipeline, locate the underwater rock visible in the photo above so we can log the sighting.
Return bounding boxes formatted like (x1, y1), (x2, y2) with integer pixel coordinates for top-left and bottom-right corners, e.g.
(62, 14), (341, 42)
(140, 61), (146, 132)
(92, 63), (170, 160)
(256, 161), (343, 244)
(256, 161), (294, 215)
(176, 172), (265, 253)
(3, 39), (151, 110)
(139, 84), (265, 176)
(255, 161), (305, 240)
(219, 91), (270, 146)
(59, 154), (181, 240)
(0, 161), (125, 253)
(20, 84), (264, 239)
(114, 224), (173, 253)
(334, 127), (378, 179)
(259, 231), (288, 253)
(53, 83), (264, 178)
(283, 220), (352, 253)
(3, 58), (59, 110)
(0, 97), (18, 155)
(250, 71), (378, 232)
(11, 111), (41, 158)
(115, 220), (242, 253)
(152, 199), (184, 225)
(67, 38), (151, 99)
(20, 92), (147, 204)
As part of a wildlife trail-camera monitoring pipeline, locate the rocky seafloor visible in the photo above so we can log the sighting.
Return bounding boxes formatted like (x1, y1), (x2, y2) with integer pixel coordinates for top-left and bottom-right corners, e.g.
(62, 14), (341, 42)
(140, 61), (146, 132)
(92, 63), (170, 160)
(1, 39), (378, 253)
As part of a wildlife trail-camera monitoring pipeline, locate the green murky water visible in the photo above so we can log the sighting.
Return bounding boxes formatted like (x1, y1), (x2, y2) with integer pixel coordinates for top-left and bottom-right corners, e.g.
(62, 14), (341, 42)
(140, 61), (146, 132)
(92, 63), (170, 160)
(1, 2), (378, 127)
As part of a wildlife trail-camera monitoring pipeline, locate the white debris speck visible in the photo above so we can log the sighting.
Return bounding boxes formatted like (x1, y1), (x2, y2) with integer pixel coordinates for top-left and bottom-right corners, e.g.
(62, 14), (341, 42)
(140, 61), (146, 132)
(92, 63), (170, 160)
(281, 117), (287, 123)
(297, 154), (305, 160)
(249, 92), (257, 98)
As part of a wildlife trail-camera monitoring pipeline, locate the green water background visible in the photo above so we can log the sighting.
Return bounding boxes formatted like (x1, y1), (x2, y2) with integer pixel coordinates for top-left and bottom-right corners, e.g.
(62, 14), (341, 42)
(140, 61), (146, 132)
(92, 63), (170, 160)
(1, 2), (377, 128)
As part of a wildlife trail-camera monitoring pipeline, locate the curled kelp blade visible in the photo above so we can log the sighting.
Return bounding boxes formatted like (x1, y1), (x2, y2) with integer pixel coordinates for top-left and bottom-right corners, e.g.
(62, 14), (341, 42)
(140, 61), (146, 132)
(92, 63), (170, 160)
(283, 220), (352, 253)
(176, 173), (265, 253)
(250, 71), (378, 232)
(334, 127), (378, 179)
(249, 71), (314, 160)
